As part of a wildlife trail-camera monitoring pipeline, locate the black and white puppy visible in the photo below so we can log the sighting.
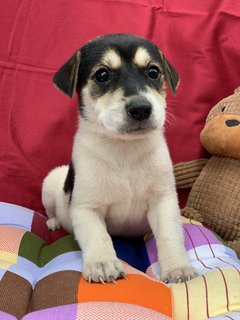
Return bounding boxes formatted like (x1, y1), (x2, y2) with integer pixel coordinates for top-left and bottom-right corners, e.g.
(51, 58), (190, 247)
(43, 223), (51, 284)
(42, 34), (196, 284)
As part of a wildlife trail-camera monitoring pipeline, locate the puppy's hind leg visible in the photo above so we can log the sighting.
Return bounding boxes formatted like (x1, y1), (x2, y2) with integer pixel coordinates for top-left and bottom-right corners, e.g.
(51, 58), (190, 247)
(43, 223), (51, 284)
(46, 217), (61, 231)
(42, 165), (69, 231)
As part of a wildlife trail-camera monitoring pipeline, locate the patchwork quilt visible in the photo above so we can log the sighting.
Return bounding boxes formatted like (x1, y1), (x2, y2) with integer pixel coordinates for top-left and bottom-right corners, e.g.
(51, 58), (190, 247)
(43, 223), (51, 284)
(1, 1), (240, 319)
(0, 201), (240, 320)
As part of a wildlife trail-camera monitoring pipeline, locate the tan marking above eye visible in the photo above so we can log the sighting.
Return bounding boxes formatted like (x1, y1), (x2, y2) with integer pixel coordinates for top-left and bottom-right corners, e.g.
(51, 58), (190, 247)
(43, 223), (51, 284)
(146, 85), (166, 98)
(133, 47), (152, 68)
(101, 49), (122, 70)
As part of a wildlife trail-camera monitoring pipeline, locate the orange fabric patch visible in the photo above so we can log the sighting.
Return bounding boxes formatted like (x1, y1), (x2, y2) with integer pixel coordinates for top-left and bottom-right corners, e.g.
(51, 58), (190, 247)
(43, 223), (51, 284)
(78, 274), (172, 317)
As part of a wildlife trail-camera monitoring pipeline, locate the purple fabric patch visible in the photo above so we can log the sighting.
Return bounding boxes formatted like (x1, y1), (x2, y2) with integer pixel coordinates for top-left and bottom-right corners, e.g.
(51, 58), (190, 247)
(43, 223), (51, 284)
(183, 223), (221, 251)
(145, 223), (222, 264)
(145, 237), (157, 264)
(22, 304), (78, 320)
(0, 311), (17, 320)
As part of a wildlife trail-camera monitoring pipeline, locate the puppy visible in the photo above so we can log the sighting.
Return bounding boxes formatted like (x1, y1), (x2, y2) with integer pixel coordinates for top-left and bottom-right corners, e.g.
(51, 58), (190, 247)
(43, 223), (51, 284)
(42, 34), (196, 284)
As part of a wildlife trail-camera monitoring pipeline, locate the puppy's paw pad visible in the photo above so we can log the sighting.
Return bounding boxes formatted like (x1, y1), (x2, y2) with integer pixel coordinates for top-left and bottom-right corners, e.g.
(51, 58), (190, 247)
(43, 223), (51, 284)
(162, 266), (198, 283)
(46, 217), (61, 231)
(83, 258), (125, 284)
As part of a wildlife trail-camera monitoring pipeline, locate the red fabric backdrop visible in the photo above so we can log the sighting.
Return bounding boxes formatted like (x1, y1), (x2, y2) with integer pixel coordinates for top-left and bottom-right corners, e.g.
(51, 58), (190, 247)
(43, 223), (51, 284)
(0, 0), (240, 213)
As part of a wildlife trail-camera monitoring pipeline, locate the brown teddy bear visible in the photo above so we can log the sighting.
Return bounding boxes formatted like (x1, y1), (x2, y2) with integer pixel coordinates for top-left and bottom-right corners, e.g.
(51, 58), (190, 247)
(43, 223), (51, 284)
(174, 87), (240, 256)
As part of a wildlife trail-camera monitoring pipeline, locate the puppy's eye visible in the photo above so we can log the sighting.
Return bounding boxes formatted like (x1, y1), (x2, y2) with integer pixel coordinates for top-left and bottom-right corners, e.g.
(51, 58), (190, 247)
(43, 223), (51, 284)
(147, 65), (160, 80)
(95, 68), (110, 83)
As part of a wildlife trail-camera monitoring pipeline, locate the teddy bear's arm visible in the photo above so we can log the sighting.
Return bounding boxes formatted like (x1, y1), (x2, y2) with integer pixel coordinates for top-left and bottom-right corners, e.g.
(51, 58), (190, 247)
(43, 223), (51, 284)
(174, 159), (208, 188)
(225, 240), (240, 258)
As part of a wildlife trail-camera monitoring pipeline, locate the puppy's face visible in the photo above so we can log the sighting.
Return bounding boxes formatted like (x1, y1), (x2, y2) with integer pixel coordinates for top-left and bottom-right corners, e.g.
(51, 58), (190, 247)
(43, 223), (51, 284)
(53, 34), (179, 139)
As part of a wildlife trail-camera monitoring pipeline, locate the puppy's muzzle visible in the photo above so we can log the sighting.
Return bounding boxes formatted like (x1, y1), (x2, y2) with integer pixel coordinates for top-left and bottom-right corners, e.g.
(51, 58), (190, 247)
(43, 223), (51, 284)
(126, 97), (152, 121)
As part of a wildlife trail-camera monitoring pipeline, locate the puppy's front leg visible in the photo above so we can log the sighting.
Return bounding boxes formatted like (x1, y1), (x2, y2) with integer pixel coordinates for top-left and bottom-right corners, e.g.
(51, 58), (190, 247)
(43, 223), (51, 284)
(71, 206), (125, 283)
(148, 193), (197, 283)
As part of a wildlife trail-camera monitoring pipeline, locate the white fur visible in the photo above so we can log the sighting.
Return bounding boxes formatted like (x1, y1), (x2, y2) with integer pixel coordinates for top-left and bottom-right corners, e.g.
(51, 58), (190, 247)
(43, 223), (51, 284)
(42, 84), (195, 284)
(81, 86), (166, 139)
(42, 123), (194, 283)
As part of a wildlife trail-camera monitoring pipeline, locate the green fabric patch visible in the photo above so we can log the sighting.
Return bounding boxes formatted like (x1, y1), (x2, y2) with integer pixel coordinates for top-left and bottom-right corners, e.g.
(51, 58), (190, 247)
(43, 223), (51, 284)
(19, 233), (80, 267)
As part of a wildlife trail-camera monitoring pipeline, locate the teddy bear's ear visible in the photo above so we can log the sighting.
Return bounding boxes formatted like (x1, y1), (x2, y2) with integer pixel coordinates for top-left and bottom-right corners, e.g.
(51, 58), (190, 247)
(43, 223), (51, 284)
(205, 87), (240, 124)
(159, 50), (180, 95)
(234, 86), (240, 94)
(200, 87), (240, 159)
(53, 50), (81, 99)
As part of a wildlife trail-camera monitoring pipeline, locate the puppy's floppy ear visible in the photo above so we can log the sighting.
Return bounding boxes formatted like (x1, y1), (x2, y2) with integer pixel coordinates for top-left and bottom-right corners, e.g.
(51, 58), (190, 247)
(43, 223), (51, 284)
(159, 51), (179, 95)
(53, 50), (81, 99)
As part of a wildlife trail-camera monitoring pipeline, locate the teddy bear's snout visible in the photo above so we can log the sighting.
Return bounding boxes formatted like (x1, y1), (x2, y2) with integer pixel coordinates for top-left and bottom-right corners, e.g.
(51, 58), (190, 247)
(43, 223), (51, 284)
(225, 119), (240, 127)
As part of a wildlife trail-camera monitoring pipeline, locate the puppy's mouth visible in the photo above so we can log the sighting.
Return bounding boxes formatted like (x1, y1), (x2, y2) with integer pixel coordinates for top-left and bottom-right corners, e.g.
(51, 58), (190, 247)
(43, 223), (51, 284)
(120, 120), (157, 135)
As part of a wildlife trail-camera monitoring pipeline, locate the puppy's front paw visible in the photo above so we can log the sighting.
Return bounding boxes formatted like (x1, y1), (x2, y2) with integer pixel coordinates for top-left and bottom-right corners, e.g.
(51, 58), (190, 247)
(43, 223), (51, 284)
(83, 257), (125, 284)
(161, 266), (198, 284)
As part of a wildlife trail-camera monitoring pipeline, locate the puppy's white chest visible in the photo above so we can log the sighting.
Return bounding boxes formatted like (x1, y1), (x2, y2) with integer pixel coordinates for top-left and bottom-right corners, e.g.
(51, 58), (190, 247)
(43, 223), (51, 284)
(106, 197), (150, 237)
(73, 131), (169, 237)
(103, 167), (152, 236)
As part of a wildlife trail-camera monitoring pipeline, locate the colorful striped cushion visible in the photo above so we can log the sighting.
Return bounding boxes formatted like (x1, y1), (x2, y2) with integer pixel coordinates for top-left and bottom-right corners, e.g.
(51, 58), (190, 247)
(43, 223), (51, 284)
(0, 202), (240, 320)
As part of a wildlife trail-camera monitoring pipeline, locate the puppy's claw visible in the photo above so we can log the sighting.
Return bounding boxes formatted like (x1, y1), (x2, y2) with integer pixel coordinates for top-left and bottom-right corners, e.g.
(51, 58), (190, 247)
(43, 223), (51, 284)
(161, 266), (198, 284)
(109, 276), (117, 284)
(177, 277), (184, 283)
(187, 275), (192, 281)
(83, 257), (125, 284)
(120, 272), (127, 280)
(187, 273), (198, 281)
(88, 275), (92, 284)
(98, 276), (105, 285)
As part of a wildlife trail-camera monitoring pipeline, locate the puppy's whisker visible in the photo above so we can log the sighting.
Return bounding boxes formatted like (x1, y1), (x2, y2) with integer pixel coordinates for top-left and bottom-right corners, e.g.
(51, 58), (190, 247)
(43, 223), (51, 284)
(164, 110), (177, 132)
(167, 98), (184, 105)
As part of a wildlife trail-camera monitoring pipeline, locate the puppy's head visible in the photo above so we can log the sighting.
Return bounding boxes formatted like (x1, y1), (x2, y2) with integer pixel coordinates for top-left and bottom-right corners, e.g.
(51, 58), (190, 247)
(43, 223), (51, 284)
(53, 34), (179, 139)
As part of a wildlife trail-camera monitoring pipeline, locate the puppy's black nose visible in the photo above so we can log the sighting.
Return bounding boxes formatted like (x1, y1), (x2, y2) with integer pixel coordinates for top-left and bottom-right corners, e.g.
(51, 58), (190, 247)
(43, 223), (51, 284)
(225, 119), (240, 127)
(126, 99), (152, 121)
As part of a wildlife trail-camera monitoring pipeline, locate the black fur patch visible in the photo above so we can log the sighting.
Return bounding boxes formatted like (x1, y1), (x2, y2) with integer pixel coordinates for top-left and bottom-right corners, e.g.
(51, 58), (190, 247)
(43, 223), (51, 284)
(77, 34), (165, 99)
(63, 161), (75, 202)
(53, 34), (179, 114)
